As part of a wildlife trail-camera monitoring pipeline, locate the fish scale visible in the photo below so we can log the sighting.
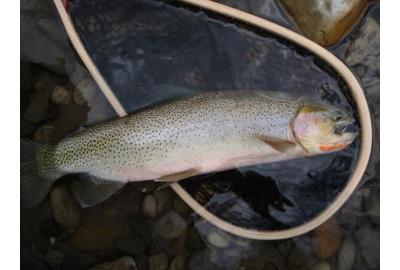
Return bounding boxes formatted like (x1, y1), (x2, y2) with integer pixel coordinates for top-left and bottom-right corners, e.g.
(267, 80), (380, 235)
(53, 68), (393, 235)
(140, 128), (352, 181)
(51, 91), (302, 181)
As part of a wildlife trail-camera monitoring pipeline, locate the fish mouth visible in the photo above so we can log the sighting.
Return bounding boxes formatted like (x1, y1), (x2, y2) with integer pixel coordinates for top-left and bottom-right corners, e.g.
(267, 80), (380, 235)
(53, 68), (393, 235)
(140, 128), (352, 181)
(334, 117), (359, 139)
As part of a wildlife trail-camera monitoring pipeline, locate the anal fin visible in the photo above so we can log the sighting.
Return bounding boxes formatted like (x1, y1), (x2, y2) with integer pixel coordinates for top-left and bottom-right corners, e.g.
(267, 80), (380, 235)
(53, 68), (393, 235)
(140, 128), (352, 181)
(71, 175), (125, 208)
(155, 168), (200, 183)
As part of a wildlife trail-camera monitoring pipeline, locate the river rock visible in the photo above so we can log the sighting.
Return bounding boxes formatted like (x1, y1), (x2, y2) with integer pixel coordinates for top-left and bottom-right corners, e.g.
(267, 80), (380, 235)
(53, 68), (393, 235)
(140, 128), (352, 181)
(142, 194), (158, 218)
(154, 188), (173, 214)
(21, 0), (74, 74)
(364, 188), (380, 224)
(49, 184), (81, 232)
(345, 17), (380, 72)
(33, 124), (55, 144)
(173, 196), (191, 215)
(51, 85), (72, 106)
(21, 61), (32, 97)
(188, 249), (218, 270)
(45, 250), (64, 268)
(149, 253), (168, 270)
(355, 227), (380, 269)
(115, 236), (147, 255)
(154, 211), (186, 239)
(280, 0), (370, 46)
(313, 217), (342, 259)
(21, 119), (37, 136)
(128, 214), (152, 244)
(73, 88), (87, 106)
(186, 227), (205, 251)
(168, 256), (185, 270)
(206, 230), (231, 248)
(311, 261), (331, 270)
(23, 90), (49, 124)
(337, 237), (356, 270)
(89, 256), (137, 270)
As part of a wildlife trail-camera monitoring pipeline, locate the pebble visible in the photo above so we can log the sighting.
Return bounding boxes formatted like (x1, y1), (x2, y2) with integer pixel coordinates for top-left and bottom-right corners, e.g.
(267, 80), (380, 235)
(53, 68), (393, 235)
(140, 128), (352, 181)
(186, 227), (204, 251)
(188, 249), (217, 270)
(154, 210), (186, 239)
(311, 261), (331, 270)
(115, 236), (146, 255)
(154, 188), (173, 214)
(89, 256), (137, 270)
(168, 256), (185, 270)
(207, 230), (230, 248)
(345, 17), (380, 71)
(21, 61), (32, 96)
(21, 118), (37, 136)
(280, 0), (369, 46)
(23, 91), (49, 124)
(364, 188), (380, 224)
(45, 250), (64, 268)
(33, 124), (54, 144)
(142, 194), (158, 218)
(49, 184), (81, 233)
(128, 214), (152, 244)
(51, 85), (72, 105)
(355, 227), (380, 269)
(173, 196), (191, 215)
(337, 237), (356, 270)
(313, 217), (342, 259)
(149, 253), (169, 270)
(73, 88), (87, 106)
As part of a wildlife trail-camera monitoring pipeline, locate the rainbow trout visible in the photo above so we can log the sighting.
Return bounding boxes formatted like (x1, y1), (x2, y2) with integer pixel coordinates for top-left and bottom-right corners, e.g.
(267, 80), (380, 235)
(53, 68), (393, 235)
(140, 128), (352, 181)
(21, 91), (358, 208)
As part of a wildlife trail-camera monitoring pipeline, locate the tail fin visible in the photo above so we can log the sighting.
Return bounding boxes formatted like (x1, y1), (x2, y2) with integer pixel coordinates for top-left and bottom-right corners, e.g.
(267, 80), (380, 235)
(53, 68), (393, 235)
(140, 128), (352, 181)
(20, 140), (61, 208)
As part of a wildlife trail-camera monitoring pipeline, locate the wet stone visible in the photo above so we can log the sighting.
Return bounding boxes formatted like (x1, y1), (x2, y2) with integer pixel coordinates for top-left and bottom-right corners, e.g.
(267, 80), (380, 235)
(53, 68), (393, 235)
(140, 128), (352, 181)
(364, 188), (380, 224)
(33, 124), (55, 144)
(280, 0), (370, 46)
(23, 90), (49, 124)
(142, 194), (158, 218)
(313, 217), (342, 259)
(355, 227), (380, 269)
(153, 210), (186, 239)
(188, 249), (219, 270)
(168, 256), (185, 270)
(51, 85), (72, 106)
(21, 118), (37, 136)
(345, 17), (380, 72)
(311, 261), (331, 270)
(115, 236), (147, 256)
(89, 256), (137, 270)
(149, 253), (168, 270)
(21, 247), (50, 270)
(173, 196), (192, 215)
(49, 184), (81, 233)
(128, 214), (152, 244)
(206, 230), (231, 248)
(73, 87), (87, 106)
(154, 188), (173, 214)
(337, 237), (356, 270)
(45, 249), (64, 268)
(186, 227), (205, 252)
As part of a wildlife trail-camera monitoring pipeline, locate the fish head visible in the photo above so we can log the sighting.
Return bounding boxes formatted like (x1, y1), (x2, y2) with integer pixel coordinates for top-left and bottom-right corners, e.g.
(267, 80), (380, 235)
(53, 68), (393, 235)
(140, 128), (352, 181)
(291, 105), (359, 154)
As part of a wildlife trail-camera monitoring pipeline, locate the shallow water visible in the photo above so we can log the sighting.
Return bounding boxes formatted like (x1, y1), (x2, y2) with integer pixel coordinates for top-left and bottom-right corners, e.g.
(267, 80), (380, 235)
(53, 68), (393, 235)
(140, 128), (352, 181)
(21, 0), (379, 269)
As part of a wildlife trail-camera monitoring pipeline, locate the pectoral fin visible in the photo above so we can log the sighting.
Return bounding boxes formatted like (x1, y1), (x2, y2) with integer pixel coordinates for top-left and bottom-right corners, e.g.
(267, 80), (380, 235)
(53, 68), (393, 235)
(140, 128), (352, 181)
(155, 168), (200, 183)
(256, 135), (295, 153)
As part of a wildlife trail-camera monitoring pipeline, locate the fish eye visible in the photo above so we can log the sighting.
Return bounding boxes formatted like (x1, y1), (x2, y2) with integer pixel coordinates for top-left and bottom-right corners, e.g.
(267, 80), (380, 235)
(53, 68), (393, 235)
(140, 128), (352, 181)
(334, 115), (343, 121)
